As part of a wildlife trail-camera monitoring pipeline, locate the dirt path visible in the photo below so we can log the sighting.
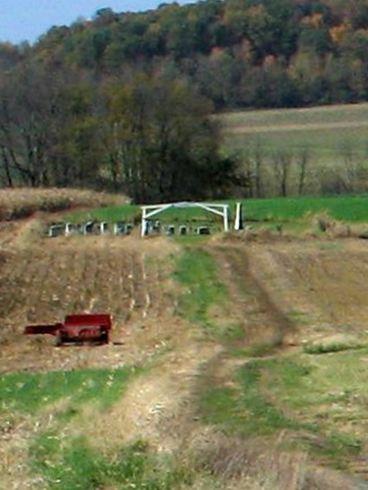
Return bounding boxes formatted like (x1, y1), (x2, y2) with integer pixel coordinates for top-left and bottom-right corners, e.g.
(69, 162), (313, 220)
(107, 337), (222, 452)
(209, 243), (296, 349)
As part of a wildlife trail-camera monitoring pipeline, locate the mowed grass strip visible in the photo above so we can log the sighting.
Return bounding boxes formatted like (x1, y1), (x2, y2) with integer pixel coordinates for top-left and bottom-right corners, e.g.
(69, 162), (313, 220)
(200, 360), (304, 437)
(173, 247), (247, 346)
(173, 248), (227, 332)
(220, 103), (368, 129)
(226, 125), (368, 159)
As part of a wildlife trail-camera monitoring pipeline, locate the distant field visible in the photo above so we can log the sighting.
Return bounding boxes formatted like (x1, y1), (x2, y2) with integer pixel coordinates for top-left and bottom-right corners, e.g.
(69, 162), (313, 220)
(219, 103), (368, 163)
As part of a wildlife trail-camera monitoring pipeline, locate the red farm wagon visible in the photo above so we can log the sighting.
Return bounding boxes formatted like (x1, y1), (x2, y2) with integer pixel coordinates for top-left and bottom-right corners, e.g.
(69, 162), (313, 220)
(24, 314), (112, 345)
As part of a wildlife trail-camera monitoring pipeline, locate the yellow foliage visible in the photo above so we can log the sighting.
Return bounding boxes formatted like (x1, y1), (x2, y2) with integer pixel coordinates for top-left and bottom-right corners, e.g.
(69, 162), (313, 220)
(301, 13), (323, 28)
(329, 24), (348, 44)
(263, 54), (276, 69)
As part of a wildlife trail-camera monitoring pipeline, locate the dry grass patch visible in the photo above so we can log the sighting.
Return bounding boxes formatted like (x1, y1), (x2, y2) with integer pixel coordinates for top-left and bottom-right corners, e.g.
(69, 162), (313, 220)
(0, 188), (126, 221)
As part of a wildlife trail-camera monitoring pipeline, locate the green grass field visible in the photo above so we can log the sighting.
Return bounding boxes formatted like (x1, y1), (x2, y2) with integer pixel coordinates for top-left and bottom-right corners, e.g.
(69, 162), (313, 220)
(243, 195), (368, 222)
(66, 194), (368, 229)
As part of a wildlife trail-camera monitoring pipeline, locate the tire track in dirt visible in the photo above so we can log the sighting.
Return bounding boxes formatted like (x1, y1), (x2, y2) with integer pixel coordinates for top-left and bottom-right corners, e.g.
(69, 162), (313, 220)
(117, 243), (296, 454)
(209, 243), (296, 349)
(111, 339), (221, 451)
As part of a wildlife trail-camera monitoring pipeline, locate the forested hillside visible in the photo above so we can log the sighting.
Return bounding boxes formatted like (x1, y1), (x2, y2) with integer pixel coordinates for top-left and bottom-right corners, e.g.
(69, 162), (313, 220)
(2, 0), (368, 198)
(5, 0), (368, 109)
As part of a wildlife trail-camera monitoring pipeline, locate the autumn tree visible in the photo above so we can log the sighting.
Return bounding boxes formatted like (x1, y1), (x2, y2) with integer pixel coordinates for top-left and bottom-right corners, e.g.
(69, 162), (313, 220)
(102, 75), (236, 202)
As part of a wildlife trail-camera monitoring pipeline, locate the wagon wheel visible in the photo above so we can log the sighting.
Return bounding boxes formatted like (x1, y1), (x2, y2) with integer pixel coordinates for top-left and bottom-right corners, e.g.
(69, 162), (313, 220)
(100, 330), (109, 344)
(55, 332), (63, 347)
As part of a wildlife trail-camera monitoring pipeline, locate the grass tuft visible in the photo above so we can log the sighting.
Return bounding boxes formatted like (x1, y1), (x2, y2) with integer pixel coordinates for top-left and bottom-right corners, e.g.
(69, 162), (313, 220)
(31, 436), (195, 490)
(303, 342), (365, 354)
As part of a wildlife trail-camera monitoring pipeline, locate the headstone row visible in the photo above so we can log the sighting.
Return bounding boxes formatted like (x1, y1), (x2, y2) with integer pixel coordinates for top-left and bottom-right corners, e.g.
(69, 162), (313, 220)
(48, 221), (212, 238)
(144, 221), (211, 236)
(48, 221), (134, 237)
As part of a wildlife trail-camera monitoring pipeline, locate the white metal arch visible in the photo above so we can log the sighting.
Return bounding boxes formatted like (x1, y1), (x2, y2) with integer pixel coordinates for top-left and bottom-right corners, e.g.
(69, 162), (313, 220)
(140, 201), (229, 237)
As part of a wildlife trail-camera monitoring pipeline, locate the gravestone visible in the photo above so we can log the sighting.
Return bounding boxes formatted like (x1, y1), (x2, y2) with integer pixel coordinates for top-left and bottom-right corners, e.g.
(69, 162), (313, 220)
(82, 221), (94, 235)
(197, 226), (210, 235)
(48, 224), (65, 237)
(114, 222), (125, 235)
(99, 222), (109, 234)
(65, 223), (77, 236)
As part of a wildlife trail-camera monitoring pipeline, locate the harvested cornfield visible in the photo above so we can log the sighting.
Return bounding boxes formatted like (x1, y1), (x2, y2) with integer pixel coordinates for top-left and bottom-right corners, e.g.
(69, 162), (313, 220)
(0, 235), (178, 372)
(0, 188), (127, 221)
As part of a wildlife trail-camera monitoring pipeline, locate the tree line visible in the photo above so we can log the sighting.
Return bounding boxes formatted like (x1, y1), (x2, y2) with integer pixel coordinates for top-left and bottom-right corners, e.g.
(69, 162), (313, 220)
(0, 63), (237, 202)
(236, 141), (368, 199)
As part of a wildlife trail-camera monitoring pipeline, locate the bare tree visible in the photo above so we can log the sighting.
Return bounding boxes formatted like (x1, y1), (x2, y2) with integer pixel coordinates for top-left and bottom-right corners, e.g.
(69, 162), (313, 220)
(272, 150), (293, 197)
(253, 138), (264, 198)
(240, 146), (254, 197)
(296, 145), (311, 195)
(339, 140), (357, 192)
(0, 144), (13, 187)
(0, 63), (103, 188)
(0, 63), (60, 186)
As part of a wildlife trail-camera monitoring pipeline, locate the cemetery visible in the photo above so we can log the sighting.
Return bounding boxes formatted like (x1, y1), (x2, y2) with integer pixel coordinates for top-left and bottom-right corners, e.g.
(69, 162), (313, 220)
(47, 201), (244, 238)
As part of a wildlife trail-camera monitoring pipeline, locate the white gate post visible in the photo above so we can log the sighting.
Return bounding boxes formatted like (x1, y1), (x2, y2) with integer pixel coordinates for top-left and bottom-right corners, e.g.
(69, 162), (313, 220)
(234, 202), (243, 230)
(224, 205), (229, 232)
(141, 208), (147, 237)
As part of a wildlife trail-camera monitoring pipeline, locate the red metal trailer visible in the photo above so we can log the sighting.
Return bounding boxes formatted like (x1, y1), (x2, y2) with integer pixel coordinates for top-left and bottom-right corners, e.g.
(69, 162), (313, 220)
(24, 314), (112, 345)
